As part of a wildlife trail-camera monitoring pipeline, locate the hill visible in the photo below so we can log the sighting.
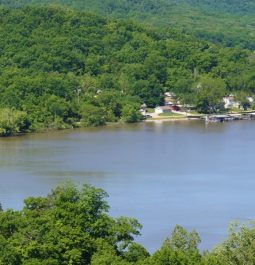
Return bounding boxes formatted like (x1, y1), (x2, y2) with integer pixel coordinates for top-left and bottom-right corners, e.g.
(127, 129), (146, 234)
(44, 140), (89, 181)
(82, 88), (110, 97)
(0, 6), (255, 135)
(1, 0), (255, 49)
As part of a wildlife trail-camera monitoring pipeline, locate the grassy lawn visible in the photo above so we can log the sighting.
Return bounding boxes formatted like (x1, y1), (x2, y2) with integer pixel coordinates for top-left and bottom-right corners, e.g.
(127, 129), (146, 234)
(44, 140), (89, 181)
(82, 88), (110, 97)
(145, 112), (188, 120)
(148, 116), (187, 120)
(159, 112), (184, 117)
(146, 108), (155, 113)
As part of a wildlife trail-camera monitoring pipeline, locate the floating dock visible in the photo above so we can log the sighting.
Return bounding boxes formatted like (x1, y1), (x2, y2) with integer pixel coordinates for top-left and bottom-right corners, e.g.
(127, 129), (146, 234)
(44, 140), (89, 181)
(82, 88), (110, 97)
(205, 113), (255, 123)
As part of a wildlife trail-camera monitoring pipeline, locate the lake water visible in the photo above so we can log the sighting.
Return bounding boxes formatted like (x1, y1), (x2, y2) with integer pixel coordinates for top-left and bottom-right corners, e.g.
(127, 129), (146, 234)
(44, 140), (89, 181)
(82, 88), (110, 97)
(1, 120), (255, 252)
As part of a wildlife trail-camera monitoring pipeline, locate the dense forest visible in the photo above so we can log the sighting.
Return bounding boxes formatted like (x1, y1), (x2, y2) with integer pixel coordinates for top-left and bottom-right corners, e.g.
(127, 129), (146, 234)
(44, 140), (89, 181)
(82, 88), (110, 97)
(1, 6), (255, 135)
(0, 182), (255, 265)
(1, 0), (255, 49)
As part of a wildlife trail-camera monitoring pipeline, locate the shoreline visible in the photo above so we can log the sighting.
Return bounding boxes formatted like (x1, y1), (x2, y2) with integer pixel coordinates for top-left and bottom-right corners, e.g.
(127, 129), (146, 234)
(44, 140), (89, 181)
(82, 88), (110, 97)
(2, 111), (255, 138)
(145, 117), (197, 122)
(145, 110), (255, 123)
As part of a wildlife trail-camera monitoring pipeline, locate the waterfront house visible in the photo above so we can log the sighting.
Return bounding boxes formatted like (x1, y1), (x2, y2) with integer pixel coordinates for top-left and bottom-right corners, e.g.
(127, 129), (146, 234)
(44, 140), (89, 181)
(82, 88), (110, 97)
(140, 103), (147, 110)
(247, 96), (254, 103)
(155, 106), (172, 114)
(223, 95), (240, 109)
(139, 103), (147, 116)
(139, 109), (146, 116)
(164, 92), (175, 105)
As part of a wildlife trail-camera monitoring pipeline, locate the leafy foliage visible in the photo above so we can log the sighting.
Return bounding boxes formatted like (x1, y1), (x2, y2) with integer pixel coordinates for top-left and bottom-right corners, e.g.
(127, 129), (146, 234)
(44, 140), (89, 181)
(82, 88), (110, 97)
(1, 6), (255, 135)
(191, 76), (226, 113)
(2, 0), (255, 48)
(0, 182), (142, 264)
(1, 183), (255, 264)
(0, 108), (29, 136)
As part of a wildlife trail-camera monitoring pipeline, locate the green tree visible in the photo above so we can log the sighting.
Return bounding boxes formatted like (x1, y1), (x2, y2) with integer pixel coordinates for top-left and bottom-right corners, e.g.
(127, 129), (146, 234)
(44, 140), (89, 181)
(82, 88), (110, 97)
(0, 108), (30, 136)
(123, 242), (149, 263)
(163, 225), (201, 253)
(80, 103), (106, 127)
(45, 95), (71, 128)
(192, 76), (226, 113)
(0, 182), (142, 264)
(211, 222), (255, 265)
(147, 225), (201, 265)
(121, 104), (142, 123)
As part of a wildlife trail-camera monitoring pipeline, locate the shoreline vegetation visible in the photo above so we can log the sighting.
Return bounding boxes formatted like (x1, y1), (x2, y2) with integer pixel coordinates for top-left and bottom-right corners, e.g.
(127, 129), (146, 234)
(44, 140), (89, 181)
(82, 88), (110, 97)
(2, 109), (255, 137)
(1, 181), (255, 264)
(1, 7), (255, 136)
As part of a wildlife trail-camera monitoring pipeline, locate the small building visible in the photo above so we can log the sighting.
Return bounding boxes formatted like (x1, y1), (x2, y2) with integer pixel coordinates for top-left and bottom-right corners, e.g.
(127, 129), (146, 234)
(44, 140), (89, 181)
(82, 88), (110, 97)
(140, 103), (147, 110)
(164, 92), (175, 105)
(139, 109), (146, 116)
(164, 92), (176, 97)
(247, 96), (254, 103)
(155, 106), (172, 114)
(223, 95), (240, 109)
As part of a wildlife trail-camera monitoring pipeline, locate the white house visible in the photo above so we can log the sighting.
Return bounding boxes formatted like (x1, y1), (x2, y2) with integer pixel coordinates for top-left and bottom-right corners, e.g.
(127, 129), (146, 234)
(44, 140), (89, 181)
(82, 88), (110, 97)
(164, 92), (176, 105)
(247, 96), (254, 103)
(223, 95), (240, 109)
(139, 109), (146, 116)
(140, 103), (147, 110)
(155, 106), (172, 114)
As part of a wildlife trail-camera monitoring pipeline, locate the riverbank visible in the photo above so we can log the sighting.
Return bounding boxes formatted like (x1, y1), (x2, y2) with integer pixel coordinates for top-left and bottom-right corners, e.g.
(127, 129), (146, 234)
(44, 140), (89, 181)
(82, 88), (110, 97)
(145, 111), (202, 122)
(145, 110), (255, 123)
(145, 117), (193, 122)
(2, 110), (255, 137)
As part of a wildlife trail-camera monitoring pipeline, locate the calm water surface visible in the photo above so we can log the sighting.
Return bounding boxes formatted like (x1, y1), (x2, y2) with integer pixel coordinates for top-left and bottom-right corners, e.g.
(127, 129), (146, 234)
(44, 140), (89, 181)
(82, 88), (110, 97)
(1, 120), (255, 252)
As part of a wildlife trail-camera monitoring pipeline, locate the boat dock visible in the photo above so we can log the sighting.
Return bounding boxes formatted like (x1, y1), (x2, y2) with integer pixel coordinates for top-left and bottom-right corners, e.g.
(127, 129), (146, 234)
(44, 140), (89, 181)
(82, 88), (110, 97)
(205, 112), (255, 123)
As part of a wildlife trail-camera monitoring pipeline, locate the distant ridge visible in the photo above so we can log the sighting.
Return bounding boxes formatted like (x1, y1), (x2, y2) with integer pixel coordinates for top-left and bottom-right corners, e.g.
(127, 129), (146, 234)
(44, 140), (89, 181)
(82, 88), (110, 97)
(1, 0), (255, 49)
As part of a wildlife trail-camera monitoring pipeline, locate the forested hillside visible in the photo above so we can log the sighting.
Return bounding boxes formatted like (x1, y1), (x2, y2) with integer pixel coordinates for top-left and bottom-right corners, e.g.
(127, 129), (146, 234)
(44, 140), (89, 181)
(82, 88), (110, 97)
(184, 0), (255, 14)
(1, 0), (255, 48)
(1, 182), (255, 264)
(0, 6), (255, 135)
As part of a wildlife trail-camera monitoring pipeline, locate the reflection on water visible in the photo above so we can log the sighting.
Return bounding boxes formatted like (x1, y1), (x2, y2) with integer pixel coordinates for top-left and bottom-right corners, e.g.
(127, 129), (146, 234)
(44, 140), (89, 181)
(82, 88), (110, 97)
(1, 120), (255, 252)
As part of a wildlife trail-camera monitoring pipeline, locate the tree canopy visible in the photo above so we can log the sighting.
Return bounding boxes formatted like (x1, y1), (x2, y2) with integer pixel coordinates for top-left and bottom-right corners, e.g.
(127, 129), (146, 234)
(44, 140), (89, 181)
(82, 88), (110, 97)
(2, 0), (255, 49)
(1, 6), (255, 135)
(1, 182), (255, 264)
